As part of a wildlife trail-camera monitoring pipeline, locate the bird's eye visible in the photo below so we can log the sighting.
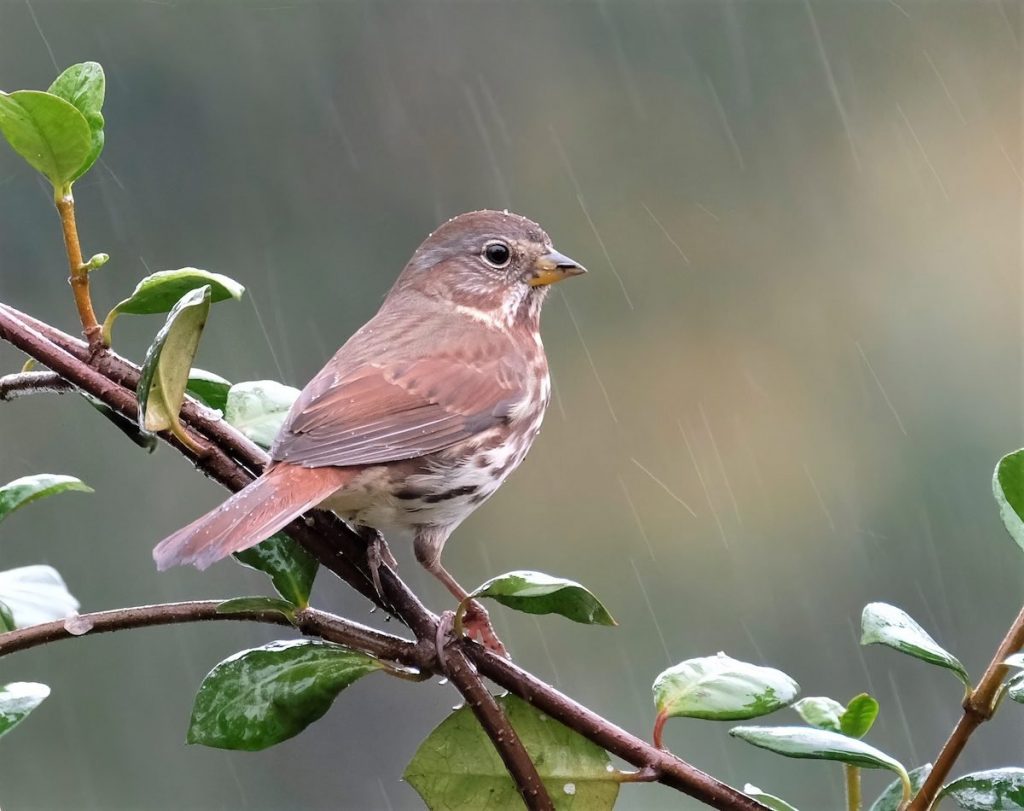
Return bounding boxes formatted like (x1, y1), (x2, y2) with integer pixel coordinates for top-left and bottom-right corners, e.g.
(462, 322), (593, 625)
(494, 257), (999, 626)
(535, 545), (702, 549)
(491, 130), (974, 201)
(481, 240), (512, 268)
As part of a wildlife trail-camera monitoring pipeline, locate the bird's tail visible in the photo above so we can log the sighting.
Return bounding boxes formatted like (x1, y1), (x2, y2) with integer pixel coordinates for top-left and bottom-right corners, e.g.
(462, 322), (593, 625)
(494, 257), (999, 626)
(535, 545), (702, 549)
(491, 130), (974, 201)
(153, 464), (354, 571)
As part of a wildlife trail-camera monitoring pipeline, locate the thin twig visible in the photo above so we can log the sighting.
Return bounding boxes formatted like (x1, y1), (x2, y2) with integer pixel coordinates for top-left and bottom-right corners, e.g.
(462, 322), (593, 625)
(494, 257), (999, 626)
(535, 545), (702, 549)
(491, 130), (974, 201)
(0, 301), (766, 811)
(0, 370), (72, 400)
(54, 194), (102, 350)
(438, 616), (553, 810)
(909, 603), (1024, 810)
(0, 601), (424, 668)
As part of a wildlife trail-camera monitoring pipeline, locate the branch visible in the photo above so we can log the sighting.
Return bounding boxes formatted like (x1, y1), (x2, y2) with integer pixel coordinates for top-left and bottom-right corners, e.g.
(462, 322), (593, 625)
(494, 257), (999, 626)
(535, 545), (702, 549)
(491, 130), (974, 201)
(440, 627), (554, 810)
(0, 370), (72, 400)
(0, 302), (766, 811)
(909, 602), (1024, 810)
(0, 600), (424, 669)
(55, 194), (102, 350)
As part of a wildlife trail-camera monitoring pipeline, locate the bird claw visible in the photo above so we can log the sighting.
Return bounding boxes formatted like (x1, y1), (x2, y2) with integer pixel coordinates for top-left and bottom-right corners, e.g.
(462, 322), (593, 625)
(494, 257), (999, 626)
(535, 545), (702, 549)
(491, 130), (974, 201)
(460, 599), (509, 657)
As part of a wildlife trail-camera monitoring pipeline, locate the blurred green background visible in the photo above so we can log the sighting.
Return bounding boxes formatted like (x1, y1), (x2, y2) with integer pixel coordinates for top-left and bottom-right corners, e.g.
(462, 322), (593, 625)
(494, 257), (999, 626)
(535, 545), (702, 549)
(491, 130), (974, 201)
(0, 1), (1021, 809)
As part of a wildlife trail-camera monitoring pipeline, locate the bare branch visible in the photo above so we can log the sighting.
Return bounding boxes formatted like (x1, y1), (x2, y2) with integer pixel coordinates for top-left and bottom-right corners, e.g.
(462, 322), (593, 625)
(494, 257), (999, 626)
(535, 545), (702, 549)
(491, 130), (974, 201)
(0, 370), (73, 400)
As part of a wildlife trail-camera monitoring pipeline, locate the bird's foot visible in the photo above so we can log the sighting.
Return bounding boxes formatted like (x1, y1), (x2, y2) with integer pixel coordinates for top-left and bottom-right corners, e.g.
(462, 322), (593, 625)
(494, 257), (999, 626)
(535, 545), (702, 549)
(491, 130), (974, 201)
(459, 599), (509, 657)
(363, 528), (397, 600)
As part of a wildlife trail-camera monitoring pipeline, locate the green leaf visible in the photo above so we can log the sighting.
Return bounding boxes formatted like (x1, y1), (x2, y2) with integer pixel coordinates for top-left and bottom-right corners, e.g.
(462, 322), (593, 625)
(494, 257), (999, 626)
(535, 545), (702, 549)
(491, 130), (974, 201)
(466, 570), (616, 626)
(186, 368), (232, 412)
(729, 726), (909, 782)
(404, 694), (618, 810)
(0, 473), (92, 523)
(653, 652), (799, 721)
(103, 269), (244, 345)
(1006, 672), (1024, 704)
(216, 596), (296, 623)
(941, 768), (1024, 810)
(840, 693), (880, 739)
(861, 602), (969, 687)
(743, 784), (800, 811)
(47, 62), (104, 181)
(869, 764), (932, 811)
(136, 286), (212, 445)
(0, 90), (91, 192)
(792, 696), (845, 732)
(0, 682), (50, 739)
(0, 600), (15, 632)
(82, 393), (159, 452)
(234, 533), (318, 608)
(224, 380), (300, 448)
(995, 450), (1024, 554)
(187, 639), (383, 751)
(0, 565), (80, 627)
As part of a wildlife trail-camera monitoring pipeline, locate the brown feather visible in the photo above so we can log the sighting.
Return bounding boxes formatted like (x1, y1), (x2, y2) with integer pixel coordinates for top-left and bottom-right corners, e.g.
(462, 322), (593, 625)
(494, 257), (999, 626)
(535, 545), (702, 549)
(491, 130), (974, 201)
(152, 465), (354, 570)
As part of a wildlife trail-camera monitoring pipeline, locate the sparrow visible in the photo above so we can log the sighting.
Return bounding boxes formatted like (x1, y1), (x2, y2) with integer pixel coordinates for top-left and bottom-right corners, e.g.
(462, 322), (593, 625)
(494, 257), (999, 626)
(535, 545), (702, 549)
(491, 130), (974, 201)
(153, 210), (586, 649)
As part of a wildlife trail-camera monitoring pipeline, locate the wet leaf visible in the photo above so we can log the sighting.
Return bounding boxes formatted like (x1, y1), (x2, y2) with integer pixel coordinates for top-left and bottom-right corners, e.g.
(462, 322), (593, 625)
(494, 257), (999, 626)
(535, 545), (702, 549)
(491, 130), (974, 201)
(994, 450), (1024, 554)
(1006, 672), (1024, 704)
(653, 652), (799, 721)
(0, 600), (14, 632)
(730, 726), (909, 783)
(186, 368), (231, 411)
(216, 596), (296, 623)
(224, 380), (300, 448)
(137, 286), (211, 446)
(743, 784), (800, 811)
(0, 90), (91, 191)
(840, 693), (879, 739)
(46, 62), (104, 181)
(0, 473), (92, 524)
(0, 682), (50, 739)
(0, 565), (79, 627)
(941, 768), (1024, 810)
(861, 602), (969, 687)
(234, 533), (317, 608)
(187, 639), (382, 751)
(82, 394), (159, 452)
(792, 696), (844, 732)
(870, 764), (932, 811)
(404, 694), (618, 810)
(467, 570), (616, 626)
(103, 269), (243, 344)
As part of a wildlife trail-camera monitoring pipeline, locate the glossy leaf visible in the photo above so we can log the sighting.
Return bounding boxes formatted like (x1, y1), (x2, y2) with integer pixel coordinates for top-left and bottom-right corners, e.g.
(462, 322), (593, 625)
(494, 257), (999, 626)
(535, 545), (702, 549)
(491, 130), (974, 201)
(46, 62), (104, 181)
(224, 380), (300, 448)
(405, 694), (618, 810)
(0, 90), (91, 191)
(187, 639), (382, 751)
(82, 394), (159, 452)
(0, 473), (92, 524)
(234, 533), (317, 608)
(1006, 672), (1024, 704)
(994, 450), (1024, 553)
(743, 784), (800, 811)
(0, 600), (15, 632)
(216, 596), (296, 623)
(792, 696), (844, 732)
(103, 269), (243, 344)
(137, 286), (211, 444)
(0, 565), (80, 627)
(467, 570), (616, 626)
(0, 682), (50, 739)
(869, 764), (932, 811)
(729, 726), (909, 780)
(653, 652), (799, 721)
(861, 602), (969, 687)
(186, 368), (231, 412)
(841, 693), (880, 739)
(942, 768), (1024, 810)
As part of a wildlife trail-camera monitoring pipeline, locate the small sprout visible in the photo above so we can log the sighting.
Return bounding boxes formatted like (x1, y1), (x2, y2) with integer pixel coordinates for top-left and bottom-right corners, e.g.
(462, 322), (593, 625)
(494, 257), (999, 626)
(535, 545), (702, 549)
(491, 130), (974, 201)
(83, 252), (108, 271)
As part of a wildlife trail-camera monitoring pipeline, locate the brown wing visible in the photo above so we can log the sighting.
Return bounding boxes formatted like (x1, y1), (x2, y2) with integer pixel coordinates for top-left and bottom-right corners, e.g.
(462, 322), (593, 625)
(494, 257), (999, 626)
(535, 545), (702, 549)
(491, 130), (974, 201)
(270, 339), (526, 469)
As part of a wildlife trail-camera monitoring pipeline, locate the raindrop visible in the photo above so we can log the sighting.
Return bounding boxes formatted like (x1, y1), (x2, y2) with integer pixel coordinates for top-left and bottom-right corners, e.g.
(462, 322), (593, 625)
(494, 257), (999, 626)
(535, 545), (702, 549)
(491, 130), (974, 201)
(563, 783), (576, 796)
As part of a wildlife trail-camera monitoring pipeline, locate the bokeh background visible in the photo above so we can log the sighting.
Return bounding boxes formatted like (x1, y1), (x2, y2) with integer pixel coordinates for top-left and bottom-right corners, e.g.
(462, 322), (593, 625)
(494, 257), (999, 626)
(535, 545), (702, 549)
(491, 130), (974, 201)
(0, 2), (1021, 809)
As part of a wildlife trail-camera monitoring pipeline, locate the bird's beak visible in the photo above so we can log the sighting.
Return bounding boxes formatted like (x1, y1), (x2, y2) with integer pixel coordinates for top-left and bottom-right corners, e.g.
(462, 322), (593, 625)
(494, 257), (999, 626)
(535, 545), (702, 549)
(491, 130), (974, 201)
(528, 250), (587, 286)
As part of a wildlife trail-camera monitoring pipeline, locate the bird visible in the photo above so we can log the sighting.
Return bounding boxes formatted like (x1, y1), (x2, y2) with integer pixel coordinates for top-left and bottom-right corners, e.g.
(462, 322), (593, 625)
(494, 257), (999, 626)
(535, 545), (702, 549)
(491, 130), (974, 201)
(153, 210), (586, 650)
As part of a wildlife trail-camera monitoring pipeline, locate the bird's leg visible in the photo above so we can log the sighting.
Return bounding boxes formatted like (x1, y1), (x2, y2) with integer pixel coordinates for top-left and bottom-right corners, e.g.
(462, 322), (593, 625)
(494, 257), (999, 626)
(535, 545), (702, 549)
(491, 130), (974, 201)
(414, 534), (507, 656)
(358, 526), (397, 607)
